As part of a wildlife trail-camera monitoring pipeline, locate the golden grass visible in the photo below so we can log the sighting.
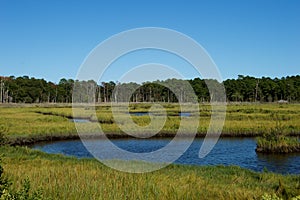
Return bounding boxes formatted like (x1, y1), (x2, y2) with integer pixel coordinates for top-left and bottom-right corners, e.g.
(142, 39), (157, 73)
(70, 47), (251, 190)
(0, 103), (299, 142)
(1, 146), (299, 199)
(0, 103), (300, 199)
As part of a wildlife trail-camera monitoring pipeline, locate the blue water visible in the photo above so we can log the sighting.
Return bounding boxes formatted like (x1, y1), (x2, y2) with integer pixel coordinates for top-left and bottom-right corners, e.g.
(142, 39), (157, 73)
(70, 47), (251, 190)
(130, 112), (191, 117)
(129, 112), (149, 116)
(32, 138), (300, 174)
(179, 112), (191, 117)
(69, 118), (91, 123)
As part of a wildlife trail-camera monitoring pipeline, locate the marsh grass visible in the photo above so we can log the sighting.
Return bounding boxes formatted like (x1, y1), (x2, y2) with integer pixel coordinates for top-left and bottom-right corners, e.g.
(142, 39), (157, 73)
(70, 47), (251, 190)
(0, 103), (300, 199)
(0, 103), (299, 144)
(1, 145), (299, 200)
(256, 114), (300, 153)
(256, 136), (300, 153)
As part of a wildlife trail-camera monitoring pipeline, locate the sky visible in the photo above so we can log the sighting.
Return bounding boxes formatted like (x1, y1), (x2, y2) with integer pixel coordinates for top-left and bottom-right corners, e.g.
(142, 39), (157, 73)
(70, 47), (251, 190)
(0, 0), (299, 83)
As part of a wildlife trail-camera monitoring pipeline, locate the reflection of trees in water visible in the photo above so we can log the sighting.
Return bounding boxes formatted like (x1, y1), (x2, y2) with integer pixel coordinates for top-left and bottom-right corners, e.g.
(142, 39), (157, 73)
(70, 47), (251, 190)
(256, 153), (300, 173)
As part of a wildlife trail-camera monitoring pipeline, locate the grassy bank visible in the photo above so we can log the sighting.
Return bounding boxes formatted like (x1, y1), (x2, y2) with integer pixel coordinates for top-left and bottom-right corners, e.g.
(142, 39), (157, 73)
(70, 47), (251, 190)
(0, 103), (299, 144)
(256, 136), (300, 153)
(1, 145), (299, 199)
(256, 117), (300, 153)
(0, 103), (300, 199)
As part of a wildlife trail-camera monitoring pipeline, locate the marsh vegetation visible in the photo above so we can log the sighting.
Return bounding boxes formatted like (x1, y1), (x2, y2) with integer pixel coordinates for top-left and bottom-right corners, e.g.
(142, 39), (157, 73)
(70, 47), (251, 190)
(0, 103), (299, 199)
(0, 103), (299, 144)
(256, 114), (300, 153)
(1, 145), (300, 199)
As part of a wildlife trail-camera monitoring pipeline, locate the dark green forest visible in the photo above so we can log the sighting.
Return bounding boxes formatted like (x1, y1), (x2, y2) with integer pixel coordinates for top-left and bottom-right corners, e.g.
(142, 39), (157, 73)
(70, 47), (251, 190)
(0, 75), (299, 103)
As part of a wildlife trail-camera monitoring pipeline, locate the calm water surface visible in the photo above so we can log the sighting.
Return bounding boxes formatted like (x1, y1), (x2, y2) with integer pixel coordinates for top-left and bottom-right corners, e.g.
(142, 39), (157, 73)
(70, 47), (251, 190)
(69, 118), (91, 123)
(32, 138), (300, 174)
(130, 112), (191, 117)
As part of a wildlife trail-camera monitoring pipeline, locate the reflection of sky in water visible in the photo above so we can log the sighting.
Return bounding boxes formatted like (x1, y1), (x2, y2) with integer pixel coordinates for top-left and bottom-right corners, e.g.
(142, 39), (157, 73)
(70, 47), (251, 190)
(69, 118), (90, 123)
(129, 112), (191, 117)
(32, 138), (300, 174)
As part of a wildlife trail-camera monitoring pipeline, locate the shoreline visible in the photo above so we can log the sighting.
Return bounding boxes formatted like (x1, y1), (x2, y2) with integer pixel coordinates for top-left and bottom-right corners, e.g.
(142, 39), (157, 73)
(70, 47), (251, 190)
(2, 104), (299, 151)
(11, 134), (300, 176)
(8, 131), (299, 146)
(6, 132), (257, 146)
(2, 144), (300, 199)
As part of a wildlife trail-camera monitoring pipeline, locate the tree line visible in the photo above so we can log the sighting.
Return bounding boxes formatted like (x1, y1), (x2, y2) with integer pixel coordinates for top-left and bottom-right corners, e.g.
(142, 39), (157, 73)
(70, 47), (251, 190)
(0, 75), (299, 103)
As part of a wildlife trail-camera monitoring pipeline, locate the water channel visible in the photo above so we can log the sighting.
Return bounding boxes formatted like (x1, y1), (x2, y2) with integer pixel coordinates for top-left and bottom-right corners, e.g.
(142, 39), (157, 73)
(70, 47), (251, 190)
(32, 137), (300, 174)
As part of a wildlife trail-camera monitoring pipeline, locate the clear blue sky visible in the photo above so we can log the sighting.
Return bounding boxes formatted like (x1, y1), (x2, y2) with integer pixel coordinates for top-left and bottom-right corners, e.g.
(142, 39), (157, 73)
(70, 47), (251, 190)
(0, 0), (299, 83)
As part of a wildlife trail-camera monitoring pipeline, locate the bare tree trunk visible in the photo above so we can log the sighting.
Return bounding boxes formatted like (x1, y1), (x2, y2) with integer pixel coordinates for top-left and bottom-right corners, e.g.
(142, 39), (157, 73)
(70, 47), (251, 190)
(255, 80), (259, 102)
(149, 87), (152, 102)
(5, 89), (9, 103)
(103, 85), (106, 103)
(55, 88), (57, 103)
(0, 79), (3, 103)
(106, 86), (109, 102)
(98, 87), (101, 103)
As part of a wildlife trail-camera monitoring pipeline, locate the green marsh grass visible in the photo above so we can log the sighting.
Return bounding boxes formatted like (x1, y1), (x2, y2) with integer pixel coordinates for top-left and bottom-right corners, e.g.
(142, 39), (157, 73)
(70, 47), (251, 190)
(0, 103), (300, 199)
(256, 113), (300, 153)
(0, 103), (300, 144)
(1, 145), (299, 199)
